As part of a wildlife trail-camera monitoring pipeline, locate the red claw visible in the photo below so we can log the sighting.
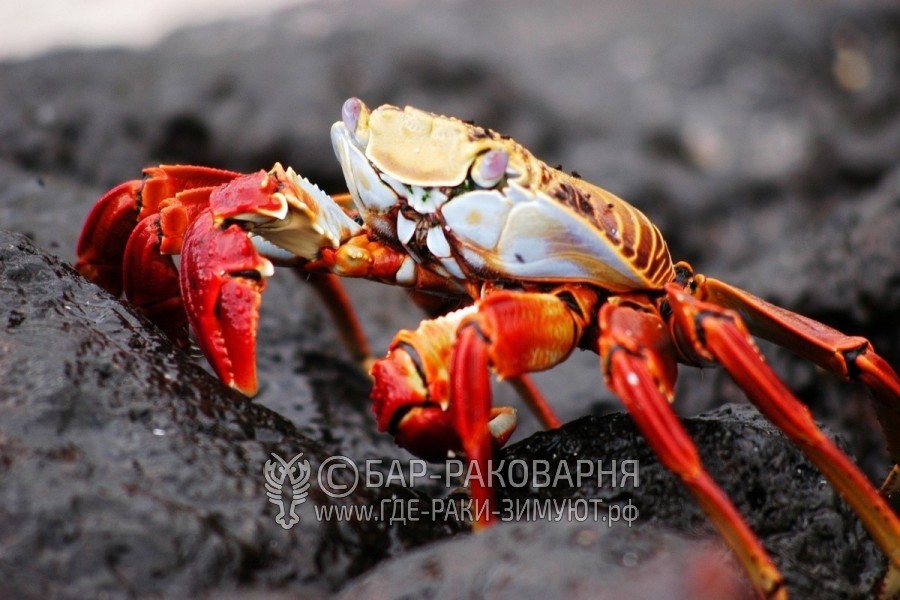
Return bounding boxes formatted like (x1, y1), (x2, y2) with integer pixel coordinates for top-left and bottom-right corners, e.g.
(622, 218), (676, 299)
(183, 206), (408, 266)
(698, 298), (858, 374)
(180, 209), (271, 396)
(207, 168), (281, 220)
(77, 167), (242, 343)
(370, 331), (518, 463)
(370, 347), (462, 461)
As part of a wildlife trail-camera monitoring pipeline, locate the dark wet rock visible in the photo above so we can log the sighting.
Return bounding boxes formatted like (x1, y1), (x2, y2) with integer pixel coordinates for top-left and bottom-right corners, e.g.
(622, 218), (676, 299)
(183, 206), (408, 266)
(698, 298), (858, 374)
(2, 0), (898, 446)
(337, 519), (750, 600)
(333, 405), (882, 600)
(496, 405), (883, 599)
(0, 230), (455, 598)
(1, 0), (899, 598)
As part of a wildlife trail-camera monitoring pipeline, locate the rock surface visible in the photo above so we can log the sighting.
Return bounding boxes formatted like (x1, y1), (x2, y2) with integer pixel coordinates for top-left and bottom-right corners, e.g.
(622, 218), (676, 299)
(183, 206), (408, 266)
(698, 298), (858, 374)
(497, 407), (882, 599)
(2, 0), (900, 598)
(0, 231), (456, 598)
(337, 519), (752, 600)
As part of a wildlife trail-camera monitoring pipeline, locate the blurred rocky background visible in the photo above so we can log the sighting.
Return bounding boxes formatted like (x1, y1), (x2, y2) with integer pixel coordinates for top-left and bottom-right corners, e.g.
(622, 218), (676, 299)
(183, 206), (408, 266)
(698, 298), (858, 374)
(1, 0), (899, 598)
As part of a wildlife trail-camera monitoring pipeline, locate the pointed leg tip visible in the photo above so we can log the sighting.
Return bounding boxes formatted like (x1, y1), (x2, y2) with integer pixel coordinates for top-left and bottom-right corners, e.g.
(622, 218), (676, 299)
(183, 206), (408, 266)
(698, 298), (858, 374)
(879, 561), (900, 600)
(231, 377), (259, 397)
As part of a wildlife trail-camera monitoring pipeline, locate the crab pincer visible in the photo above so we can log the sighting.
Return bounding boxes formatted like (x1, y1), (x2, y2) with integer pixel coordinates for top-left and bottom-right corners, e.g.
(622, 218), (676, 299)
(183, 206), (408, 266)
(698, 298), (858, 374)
(176, 169), (290, 395)
(180, 207), (273, 396)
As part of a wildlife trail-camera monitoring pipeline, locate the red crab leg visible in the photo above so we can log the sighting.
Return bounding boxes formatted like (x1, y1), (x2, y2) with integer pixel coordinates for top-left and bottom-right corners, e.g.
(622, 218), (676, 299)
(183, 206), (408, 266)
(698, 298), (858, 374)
(451, 324), (496, 523)
(76, 180), (142, 294)
(303, 272), (373, 368)
(598, 302), (784, 599)
(691, 273), (900, 491)
(121, 214), (186, 343)
(180, 209), (271, 395)
(449, 287), (597, 527)
(507, 374), (563, 429)
(665, 283), (900, 599)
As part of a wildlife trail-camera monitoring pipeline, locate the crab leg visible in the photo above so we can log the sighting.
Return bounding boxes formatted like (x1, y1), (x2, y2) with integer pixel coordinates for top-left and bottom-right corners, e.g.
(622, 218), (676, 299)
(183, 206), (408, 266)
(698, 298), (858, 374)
(666, 283), (900, 599)
(447, 287), (598, 526)
(598, 302), (784, 599)
(76, 180), (142, 294)
(690, 272), (900, 491)
(303, 272), (373, 369)
(121, 215), (186, 343)
(506, 374), (563, 430)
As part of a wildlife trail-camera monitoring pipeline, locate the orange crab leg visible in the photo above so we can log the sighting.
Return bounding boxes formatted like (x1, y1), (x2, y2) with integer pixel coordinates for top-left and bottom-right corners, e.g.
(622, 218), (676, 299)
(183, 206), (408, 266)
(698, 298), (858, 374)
(691, 272), (900, 489)
(507, 374), (563, 430)
(598, 302), (784, 599)
(666, 284), (900, 598)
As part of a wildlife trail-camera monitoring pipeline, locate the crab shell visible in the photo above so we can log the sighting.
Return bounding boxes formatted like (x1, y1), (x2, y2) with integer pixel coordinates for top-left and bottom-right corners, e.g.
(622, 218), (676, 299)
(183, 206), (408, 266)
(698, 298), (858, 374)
(331, 98), (674, 292)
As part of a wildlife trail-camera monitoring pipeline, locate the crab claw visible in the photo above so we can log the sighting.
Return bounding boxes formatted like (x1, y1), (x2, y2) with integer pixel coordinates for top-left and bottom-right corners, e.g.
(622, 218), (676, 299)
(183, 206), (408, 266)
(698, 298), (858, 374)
(208, 163), (361, 263)
(371, 346), (462, 461)
(180, 209), (273, 395)
(77, 165), (242, 295)
(370, 307), (518, 462)
(371, 346), (517, 461)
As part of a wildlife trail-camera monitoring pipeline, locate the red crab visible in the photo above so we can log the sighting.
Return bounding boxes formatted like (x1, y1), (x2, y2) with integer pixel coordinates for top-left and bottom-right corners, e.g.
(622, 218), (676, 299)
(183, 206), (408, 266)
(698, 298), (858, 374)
(77, 98), (900, 599)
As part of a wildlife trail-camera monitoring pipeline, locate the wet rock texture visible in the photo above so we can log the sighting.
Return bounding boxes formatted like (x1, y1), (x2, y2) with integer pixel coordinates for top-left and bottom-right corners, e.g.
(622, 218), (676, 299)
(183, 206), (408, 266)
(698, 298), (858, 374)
(497, 407), (882, 599)
(1, 0), (900, 598)
(337, 518), (753, 600)
(0, 231), (457, 598)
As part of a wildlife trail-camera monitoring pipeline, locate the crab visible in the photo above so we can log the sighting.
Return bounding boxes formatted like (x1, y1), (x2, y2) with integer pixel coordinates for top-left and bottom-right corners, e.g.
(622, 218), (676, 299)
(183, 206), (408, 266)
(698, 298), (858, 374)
(76, 98), (900, 599)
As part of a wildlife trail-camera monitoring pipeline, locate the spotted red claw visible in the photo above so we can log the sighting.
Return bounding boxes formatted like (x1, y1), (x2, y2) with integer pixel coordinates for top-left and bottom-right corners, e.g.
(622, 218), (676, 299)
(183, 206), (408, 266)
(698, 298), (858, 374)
(180, 209), (273, 396)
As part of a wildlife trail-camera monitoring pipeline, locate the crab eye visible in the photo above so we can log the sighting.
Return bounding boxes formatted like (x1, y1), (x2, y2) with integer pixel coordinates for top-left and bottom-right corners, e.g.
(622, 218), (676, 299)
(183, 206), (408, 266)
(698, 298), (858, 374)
(342, 98), (362, 132)
(471, 149), (509, 188)
(341, 97), (370, 146)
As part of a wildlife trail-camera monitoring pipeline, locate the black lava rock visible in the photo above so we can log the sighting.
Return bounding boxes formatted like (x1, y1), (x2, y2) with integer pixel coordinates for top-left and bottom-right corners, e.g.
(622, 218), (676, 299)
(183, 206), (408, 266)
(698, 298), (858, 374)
(2, 1), (900, 599)
(0, 230), (455, 598)
(497, 406), (883, 599)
